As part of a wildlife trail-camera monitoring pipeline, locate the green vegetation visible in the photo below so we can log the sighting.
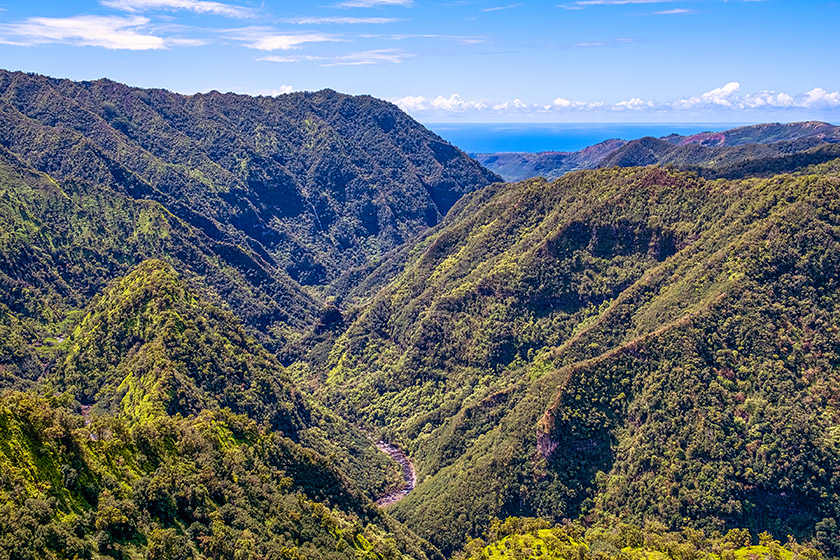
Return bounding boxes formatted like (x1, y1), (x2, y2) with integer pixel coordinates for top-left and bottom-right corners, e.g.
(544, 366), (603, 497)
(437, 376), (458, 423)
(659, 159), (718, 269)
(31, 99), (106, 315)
(0, 390), (436, 560)
(53, 259), (402, 501)
(457, 518), (823, 560)
(0, 68), (497, 297)
(312, 165), (840, 556)
(0, 260), (432, 559)
(2, 70), (840, 559)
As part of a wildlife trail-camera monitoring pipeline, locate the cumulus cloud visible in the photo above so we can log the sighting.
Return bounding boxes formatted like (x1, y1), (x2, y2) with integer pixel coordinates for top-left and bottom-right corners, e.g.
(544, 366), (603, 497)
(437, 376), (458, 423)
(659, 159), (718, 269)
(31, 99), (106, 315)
(392, 83), (840, 117)
(673, 81), (741, 109)
(492, 99), (528, 111)
(742, 91), (795, 108)
(245, 85), (295, 96)
(798, 88), (840, 109)
(394, 95), (428, 112)
(612, 97), (654, 111)
(395, 94), (489, 113)
(552, 97), (599, 109)
(0, 15), (167, 49)
(669, 83), (840, 111)
(101, 0), (254, 18)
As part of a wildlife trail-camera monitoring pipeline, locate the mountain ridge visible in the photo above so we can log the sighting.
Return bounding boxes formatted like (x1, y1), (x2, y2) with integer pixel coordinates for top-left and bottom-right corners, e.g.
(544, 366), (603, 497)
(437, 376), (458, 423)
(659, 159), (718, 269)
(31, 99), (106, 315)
(312, 164), (840, 555)
(474, 121), (840, 181)
(0, 68), (498, 351)
(2, 69), (840, 559)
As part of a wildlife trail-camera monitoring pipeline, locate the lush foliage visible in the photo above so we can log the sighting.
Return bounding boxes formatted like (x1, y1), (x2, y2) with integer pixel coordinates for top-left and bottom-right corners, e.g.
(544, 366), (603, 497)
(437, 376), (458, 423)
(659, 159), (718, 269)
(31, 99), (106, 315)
(53, 259), (402, 500)
(313, 165), (840, 555)
(457, 518), (823, 560)
(0, 68), (497, 295)
(3, 69), (840, 560)
(0, 390), (436, 560)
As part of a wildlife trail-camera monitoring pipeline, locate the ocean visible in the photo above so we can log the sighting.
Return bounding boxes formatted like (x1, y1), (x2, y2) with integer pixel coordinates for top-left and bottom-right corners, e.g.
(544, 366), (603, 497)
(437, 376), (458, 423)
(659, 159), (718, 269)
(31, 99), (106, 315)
(426, 122), (754, 154)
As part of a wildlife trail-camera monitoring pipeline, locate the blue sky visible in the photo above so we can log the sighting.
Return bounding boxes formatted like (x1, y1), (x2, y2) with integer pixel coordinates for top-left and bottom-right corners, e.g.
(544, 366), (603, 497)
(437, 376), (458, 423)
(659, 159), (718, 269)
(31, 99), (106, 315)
(0, 0), (838, 122)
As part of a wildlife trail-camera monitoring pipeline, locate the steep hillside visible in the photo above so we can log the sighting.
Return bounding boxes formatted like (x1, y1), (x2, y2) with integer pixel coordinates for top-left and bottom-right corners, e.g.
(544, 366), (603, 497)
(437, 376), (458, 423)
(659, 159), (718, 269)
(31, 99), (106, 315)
(0, 391), (436, 560)
(0, 69), (498, 295)
(54, 259), (403, 499)
(317, 164), (840, 555)
(0, 145), (315, 370)
(0, 259), (445, 559)
(3, 68), (840, 558)
(601, 136), (840, 179)
(476, 122), (840, 181)
(663, 121), (840, 146)
(472, 139), (626, 182)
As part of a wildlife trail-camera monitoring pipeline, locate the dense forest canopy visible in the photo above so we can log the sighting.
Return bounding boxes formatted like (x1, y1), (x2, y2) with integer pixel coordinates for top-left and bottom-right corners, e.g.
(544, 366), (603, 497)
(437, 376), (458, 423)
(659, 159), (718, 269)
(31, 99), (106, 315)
(0, 70), (839, 560)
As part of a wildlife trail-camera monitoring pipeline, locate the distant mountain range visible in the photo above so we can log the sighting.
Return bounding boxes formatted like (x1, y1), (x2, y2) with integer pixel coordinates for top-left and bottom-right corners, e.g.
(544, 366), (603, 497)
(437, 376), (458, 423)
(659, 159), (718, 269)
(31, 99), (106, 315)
(474, 121), (840, 181)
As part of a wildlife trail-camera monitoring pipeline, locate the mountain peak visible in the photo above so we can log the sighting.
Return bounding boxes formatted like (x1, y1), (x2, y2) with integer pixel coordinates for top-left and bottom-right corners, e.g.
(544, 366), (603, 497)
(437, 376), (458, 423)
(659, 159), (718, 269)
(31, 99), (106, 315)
(58, 260), (310, 435)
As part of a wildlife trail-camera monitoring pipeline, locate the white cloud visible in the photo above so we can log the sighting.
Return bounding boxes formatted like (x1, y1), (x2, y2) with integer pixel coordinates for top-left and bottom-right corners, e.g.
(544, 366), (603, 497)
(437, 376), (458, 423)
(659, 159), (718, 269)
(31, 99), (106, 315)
(364, 33), (485, 44)
(101, 0), (254, 18)
(552, 97), (595, 109)
(0, 15), (166, 50)
(431, 94), (488, 112)
(395, 94), (488, 113)
(653, 8), (698, 14)
(394, 95), (428, 112)
(613, 97), (654, 110)
(335, 0), (413, 7)
(670, 83), (840, 111)
(281, 17), (403, 24)
(566, 0), (680, 5)
(258, 54), (324, 62)
(742, 91), (794, 108)
(259, 48), (410, 66)
(672, 81), (741, 109)
(323, 48), (411, 65)
(702, 81), (741, 104)
(227, 28), (340, 50)
(266, 85), (294, 95)
(492, 99), (529, 111)
(482, 3), (523, 12)
(240, 86), (295, 96)
(392, 83), (840, 117)
(798, 88), (840, 109)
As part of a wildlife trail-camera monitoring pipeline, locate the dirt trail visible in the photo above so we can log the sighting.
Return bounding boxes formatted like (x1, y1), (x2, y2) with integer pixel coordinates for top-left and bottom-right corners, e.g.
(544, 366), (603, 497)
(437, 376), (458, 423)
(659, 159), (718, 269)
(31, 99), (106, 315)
(375, 441), (417, 507)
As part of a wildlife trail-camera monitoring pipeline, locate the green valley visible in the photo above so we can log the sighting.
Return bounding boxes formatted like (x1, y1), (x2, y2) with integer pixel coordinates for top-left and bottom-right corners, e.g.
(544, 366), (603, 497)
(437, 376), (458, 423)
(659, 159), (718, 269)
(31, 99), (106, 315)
(0, 70), (839, 560)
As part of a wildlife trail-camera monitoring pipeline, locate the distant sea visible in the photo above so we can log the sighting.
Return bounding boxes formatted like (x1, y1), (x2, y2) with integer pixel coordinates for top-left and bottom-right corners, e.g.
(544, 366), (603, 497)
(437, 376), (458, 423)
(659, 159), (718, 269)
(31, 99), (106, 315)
(426, 123), (754, 154)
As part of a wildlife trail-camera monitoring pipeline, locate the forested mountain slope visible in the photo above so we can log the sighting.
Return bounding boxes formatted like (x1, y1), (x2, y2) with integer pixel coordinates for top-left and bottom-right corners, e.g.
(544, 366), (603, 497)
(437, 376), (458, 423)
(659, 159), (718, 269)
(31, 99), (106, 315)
(475, 121), (840, 182)
(2, 68), (840, 559)
(0, 390), (435, 560)
(0, 69), (497, 345)
(472, 139), (626, 182)
(0, 259), (439, 560)
(0, 70), (503, 560)
(316, 164), (840, 555)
